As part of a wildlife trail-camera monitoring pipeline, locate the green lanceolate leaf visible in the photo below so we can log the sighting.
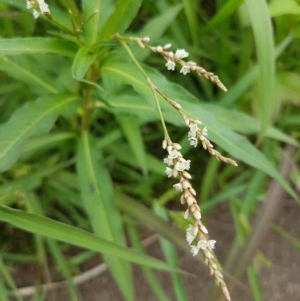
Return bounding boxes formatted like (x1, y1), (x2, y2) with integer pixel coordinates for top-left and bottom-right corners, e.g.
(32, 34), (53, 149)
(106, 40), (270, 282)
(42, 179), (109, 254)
(0, 93), (78, 172)
(0, 38), (76, 56)
(0, 204), (186, 273)
(0, 57), (58, 93)
(76, 132), (134, 301)
(99, 0), (142, 40)
(81, 0), (101, 46)
(72, 46), (96, 80)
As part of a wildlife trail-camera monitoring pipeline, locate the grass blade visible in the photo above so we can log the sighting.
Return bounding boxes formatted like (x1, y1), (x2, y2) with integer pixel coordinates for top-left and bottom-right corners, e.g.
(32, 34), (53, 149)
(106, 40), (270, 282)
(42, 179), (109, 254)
(244, 0), (275, 135)
(0, 204), (186, 273)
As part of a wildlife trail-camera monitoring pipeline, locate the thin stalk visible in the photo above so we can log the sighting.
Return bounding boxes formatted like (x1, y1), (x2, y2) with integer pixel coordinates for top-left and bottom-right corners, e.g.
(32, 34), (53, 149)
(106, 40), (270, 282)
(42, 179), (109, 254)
(116, 36), (170, 141)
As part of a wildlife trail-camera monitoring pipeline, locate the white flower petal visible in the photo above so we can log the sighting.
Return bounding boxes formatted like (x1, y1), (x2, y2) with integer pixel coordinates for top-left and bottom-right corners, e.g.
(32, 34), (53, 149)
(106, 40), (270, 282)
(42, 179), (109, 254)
(173, 183), (183, 192)
(190, 245), (200, 256)
(165, 60), (176, 71)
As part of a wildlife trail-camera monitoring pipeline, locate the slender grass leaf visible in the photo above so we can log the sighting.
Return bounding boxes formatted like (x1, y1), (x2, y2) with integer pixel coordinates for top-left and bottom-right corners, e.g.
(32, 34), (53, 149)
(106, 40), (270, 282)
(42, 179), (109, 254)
(100, 0), (142, 40)
(76, 132), (134, 300)
(220, 34), (293, 107)
(138, 4), (183, 49)
(47, 240), (82, 300)
(247, 264), (263, 301)
(182, 0), (199, 47)
(118, 115), (148, 175)
(154, 203), (187, 301)
(127, 223), (171, 301)
(0, 280), (9, 301)
(244, 0), (275, 135)
(205, 0), (243, 30)
(0, 257), (21, 301)
(0, 38), (76, 56)
(0, 93), (78, 172)
(0, 205), (185, 273)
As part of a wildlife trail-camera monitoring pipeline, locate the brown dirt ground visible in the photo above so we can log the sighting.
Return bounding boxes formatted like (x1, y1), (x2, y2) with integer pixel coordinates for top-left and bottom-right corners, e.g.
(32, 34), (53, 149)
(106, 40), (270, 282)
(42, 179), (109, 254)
(11, 196), (300, 301)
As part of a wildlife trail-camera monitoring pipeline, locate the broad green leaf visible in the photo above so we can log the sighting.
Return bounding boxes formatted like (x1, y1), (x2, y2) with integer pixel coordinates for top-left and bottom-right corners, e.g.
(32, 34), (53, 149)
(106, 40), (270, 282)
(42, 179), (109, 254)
(0, 205), (184, 272)
(201, 104), (299, 146)
(101, 61), (298, 200)
(76, 132), (134, 300)
(72, 46), (96, 80)
(0, 38), (76, 56)
(118, 115), (148, 175)
(0, 57), (58, 93)
(244, 0), (275, 135)
(0, 93), (78, 172)
(269, 0), (300, 16)
(100, 0), (142, 40)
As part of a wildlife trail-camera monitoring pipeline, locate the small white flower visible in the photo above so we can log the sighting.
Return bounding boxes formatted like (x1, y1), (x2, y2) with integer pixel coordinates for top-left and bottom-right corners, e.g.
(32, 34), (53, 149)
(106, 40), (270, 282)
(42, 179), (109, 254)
(207, 240), (216, 250)
(173, 183), (183, 192)
(165, 60), (176, 71)
(186, 226), (195, 245)
(33, 9), (40, 18)
(165, 167), (178, 178)
(189, 123), (199, 134)
(188, 136), (198, 147)
(175, 160), (191, 172)
(190, 245), (200, 256)
(163, 157), (173, 166)
(38, 0), (50, 13)
(174, 49), (189, 60)
(26, 1), (33, 9)
(202, 126), (208, 136)
(180, 65), (190, 75)
(197, 239), (216, 251)
(165, 167), (174, 178)
(168, 149), (180, 159)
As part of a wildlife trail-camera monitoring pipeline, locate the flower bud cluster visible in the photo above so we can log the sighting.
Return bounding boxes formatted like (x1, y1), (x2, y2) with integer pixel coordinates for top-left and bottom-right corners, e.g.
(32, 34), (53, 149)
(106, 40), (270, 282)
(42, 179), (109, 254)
(150, 45), (227, 92)
(129, 36), (227, 91)
(184, 116), (238, 167)
(163, 139), (231, 301)
(26, 0), (50, 19)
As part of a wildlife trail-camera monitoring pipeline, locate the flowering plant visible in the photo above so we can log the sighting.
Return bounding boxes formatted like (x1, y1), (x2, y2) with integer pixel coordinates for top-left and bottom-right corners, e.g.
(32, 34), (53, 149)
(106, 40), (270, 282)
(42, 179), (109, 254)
(0, 1), (298, 301)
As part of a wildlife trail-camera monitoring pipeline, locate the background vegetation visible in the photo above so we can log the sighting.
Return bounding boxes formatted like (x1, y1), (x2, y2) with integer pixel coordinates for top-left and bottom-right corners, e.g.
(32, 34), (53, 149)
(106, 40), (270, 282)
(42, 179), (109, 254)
(0, 0), (299, 300)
